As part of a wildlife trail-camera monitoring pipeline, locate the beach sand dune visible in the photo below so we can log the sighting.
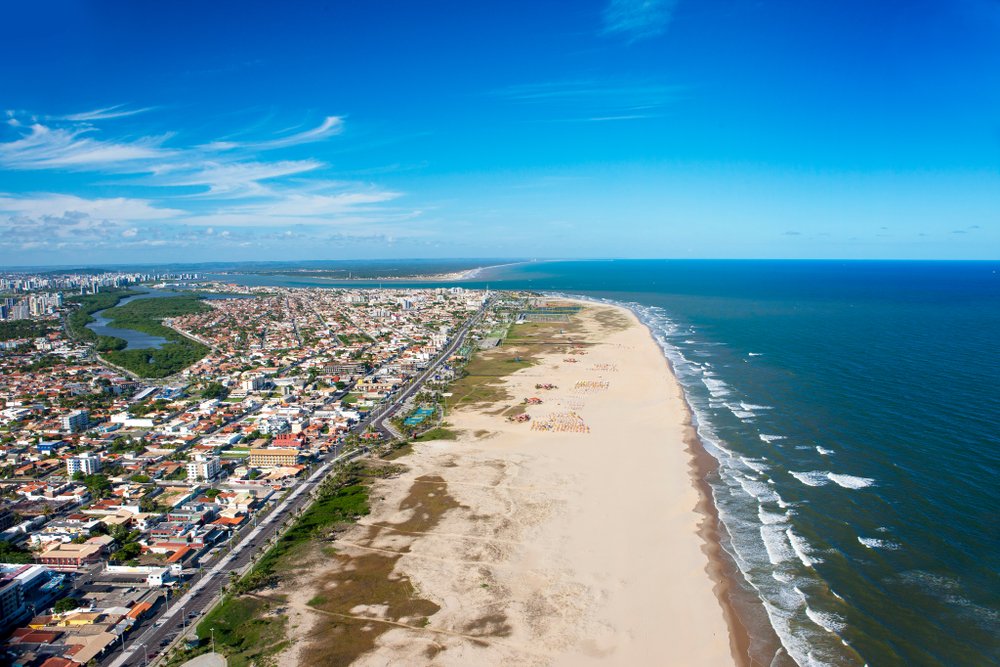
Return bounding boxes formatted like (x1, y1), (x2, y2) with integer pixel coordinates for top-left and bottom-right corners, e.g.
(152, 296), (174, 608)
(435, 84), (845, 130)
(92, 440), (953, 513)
(286, 302), (737, 666)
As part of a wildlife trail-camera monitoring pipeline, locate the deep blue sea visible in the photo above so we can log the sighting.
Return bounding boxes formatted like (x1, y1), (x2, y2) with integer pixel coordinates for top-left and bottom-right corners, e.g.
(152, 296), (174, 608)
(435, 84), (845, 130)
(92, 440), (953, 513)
(209, 260), (1000, 666)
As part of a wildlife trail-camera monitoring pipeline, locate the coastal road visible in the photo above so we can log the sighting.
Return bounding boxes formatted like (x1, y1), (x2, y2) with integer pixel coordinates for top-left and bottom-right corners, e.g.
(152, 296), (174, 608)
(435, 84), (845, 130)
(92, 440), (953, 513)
(105, 447), (366, 667)
(367, 297), (492, 439)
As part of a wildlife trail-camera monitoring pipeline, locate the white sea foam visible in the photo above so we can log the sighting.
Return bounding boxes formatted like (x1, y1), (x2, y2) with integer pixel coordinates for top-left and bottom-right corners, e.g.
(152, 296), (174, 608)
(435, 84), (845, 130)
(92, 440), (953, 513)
(787, 528), (819, 567)
(758, 506), (790, 525)
(827, 473), (876, 489)
(772, 570), (794, 583)
(858, 536), (899, 550)
(761, 525), (795, 565)
(731, 409), (756, 420)
(759, 433), (786, 442)
(758, 598), (821, 667)
(741, 402), (773, 411)
(816, 446), (835, 456)
(806, 606), (846, 634)
(702, 377), (731, 397)
(619, 300), (854, 666)
(741, 456), (770, 474)
(790, 471), (829, 487)
(735, 474), (780, 502)
(748, 352), (763, 356)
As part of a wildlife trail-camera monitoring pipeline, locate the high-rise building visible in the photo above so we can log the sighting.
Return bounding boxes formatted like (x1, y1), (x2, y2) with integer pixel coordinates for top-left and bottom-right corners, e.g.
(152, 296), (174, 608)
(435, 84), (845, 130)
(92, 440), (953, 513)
(66, 454), (101, 476)
(186, 454), (221, 481)
(61, 410), (89, 433)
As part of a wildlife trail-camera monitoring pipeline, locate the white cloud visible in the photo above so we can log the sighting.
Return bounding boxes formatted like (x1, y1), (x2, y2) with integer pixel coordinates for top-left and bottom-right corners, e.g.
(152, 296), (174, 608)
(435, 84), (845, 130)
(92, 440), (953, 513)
(0, 193), (181, 220)
(0, 108), (421, 243)
(603, 0), (678, 43)
(253, 115), (344, 149)
(59, 105), (156, 122)
(0, 123), (173, 171)
(236, 190), (401, 217)
(207, 115), (346, 152)
(152, 159), (324, 197)
(494, 80), (684, 120)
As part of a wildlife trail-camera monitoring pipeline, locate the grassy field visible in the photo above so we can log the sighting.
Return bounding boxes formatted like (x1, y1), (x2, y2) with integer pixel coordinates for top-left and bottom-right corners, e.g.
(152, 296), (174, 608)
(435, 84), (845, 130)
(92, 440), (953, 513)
(445, 316), (585, 412)
(165, 463), (374, 667)
(233, 467), (370, 593)
(298, 474), (463, 666)
(193, 595), (287, 667)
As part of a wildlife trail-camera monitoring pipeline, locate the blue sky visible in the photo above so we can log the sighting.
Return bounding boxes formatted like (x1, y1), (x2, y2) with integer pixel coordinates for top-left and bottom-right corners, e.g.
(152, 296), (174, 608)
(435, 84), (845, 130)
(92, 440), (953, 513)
(1, 0), (998, 265)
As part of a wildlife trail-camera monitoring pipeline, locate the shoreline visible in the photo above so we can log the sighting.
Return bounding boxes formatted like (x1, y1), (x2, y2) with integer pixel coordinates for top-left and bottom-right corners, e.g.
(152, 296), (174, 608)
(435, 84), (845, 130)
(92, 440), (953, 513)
(285, 299), (739, 665)
(567, 295), (777, 667)
(572, 296), (759, 667)
(212, 260), (532, 283)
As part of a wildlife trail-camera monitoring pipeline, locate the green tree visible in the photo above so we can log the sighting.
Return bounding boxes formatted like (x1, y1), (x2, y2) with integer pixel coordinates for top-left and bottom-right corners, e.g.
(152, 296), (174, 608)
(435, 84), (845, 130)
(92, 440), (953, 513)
(0, 541), (32, 564)
(82, 473), (112, 498)
(112, 542), (141, 562)
(199, 382), (228, 400)
(54, 597), (80, 613)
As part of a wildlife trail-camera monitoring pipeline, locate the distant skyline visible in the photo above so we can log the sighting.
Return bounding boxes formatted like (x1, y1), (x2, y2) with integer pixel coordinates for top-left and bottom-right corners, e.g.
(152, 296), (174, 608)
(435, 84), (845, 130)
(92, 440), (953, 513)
(1, 0), (998, 265)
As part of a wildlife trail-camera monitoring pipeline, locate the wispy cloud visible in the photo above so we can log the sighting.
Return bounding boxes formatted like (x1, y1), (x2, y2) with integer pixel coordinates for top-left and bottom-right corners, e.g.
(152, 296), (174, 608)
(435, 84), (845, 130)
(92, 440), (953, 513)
(603, 0), (678, 43)
(0, 113), (403, 250)
(0, 123), (174, 170)
(59, 105), (156, 122)
(0, 107), (417, 249)
(497, 80), (680, 103)
(150, 159), (325, 198)
(493, 80), (684, 121)
(0, 110), (345, 173)
(232, 189), (402, 218)
(205, 115), (345, 151)
(0, 193), (181, 220)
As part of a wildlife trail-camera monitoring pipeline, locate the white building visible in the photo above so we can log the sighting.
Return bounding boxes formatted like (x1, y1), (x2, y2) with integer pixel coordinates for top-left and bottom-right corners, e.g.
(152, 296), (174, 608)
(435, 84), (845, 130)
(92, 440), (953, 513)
(241, 375), (267, 392)
(66, 455), (101, 476)
(186, 454), (221, 481)
(61, 410), (89, 433)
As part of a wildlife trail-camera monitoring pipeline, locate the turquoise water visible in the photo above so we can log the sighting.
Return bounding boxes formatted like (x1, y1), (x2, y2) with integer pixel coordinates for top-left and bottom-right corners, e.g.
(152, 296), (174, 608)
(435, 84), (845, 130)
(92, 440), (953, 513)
(206, 260), (1000, 665)
(404, 408), (436, 425)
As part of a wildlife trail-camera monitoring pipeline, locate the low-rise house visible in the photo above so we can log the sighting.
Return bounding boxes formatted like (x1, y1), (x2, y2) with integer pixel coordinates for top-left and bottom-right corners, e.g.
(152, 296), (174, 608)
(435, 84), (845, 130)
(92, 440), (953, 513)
(35, 542), (103, 570)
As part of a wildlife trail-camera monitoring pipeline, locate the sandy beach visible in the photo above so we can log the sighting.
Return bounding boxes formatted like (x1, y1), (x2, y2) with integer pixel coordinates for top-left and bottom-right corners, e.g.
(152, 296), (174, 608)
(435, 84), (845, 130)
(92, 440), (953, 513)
(282, 301), (738, 666)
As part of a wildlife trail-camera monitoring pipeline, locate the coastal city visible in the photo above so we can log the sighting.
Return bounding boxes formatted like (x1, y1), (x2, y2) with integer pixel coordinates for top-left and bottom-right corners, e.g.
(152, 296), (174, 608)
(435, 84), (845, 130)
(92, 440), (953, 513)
(2, 3), (995, 665)
(0, 271), (517, 667)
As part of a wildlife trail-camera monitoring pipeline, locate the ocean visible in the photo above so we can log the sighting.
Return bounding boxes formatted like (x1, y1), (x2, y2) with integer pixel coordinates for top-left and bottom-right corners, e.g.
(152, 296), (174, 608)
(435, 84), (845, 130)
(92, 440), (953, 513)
(208, 259), (1000, 666)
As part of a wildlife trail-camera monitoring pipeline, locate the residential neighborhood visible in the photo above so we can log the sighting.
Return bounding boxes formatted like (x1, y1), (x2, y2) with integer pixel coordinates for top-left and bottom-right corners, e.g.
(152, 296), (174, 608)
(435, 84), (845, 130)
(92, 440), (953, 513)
(0, 277), (513, 667)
